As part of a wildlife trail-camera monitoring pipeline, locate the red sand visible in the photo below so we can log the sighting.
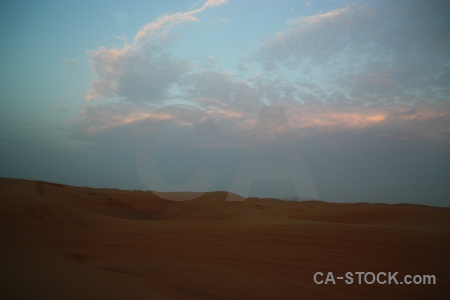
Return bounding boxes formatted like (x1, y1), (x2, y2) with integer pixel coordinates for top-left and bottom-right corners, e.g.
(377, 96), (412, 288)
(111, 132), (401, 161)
(1, 178), (449, 299)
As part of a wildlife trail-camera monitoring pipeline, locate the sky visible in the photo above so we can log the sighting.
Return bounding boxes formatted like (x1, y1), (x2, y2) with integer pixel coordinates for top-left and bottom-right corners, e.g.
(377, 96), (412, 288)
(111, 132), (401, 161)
(1, 0), (449, 206)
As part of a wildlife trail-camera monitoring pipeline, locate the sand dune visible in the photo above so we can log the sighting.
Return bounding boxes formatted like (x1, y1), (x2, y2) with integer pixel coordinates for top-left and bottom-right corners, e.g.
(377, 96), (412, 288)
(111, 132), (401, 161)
(1, 178), (449, 299)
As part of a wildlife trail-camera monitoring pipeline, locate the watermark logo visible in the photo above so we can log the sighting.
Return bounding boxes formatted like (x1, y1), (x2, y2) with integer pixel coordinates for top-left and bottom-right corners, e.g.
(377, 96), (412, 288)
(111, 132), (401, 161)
(136, 104), (319, 201)
(136, 104), (218, 201)
(313, 272), (437, 285)
(226, 106), (319, 201)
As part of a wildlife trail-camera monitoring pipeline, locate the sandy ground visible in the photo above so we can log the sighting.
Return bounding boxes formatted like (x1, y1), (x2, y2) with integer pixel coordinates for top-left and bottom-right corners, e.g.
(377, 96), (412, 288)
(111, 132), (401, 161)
(1, 178), (449, 299)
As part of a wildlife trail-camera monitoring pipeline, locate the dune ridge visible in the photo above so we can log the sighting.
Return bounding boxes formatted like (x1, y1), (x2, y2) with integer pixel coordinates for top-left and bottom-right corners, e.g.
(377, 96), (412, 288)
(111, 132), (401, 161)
(1, 177), (449, 299)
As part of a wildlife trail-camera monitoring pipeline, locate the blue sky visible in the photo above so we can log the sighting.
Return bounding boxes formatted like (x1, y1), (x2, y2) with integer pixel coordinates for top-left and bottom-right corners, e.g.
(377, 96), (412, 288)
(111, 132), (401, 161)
(1, 0), (449, 206)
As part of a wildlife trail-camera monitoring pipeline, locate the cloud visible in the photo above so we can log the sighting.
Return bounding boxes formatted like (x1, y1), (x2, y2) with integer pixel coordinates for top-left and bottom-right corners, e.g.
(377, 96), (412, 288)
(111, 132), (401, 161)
(185, 66), (264, 111)
(85, 42), (193, 102)
(256, 4), (371, 70)
(134, 0), (227, 42)
(79, 0), (450, 146)
(256, 1), (450, 104)
(286, 100), (450, 140)
(86, 0), (227, 102)
(251, 0), (450, 144)
(71, 103), (143, 136)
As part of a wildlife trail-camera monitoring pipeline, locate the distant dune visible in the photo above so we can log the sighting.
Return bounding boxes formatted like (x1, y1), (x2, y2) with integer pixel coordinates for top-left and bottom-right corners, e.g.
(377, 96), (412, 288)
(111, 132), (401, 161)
(1, 178), (449, 299)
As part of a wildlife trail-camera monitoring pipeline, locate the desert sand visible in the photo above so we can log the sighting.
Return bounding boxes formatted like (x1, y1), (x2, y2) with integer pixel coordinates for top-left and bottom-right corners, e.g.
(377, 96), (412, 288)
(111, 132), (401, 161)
(1, 177), (449, 299)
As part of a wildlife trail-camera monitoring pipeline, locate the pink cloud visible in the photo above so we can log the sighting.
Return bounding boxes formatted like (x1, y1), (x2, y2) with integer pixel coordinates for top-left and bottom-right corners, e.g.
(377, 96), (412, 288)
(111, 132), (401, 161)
(86, 0), (226, 102)
(78, 0), (450, 150)
(134, 0), (227, 43)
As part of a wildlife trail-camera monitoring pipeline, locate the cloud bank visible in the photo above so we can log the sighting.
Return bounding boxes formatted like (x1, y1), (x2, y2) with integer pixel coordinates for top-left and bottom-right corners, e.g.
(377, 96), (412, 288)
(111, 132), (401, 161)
(70, 0), (450, 203)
